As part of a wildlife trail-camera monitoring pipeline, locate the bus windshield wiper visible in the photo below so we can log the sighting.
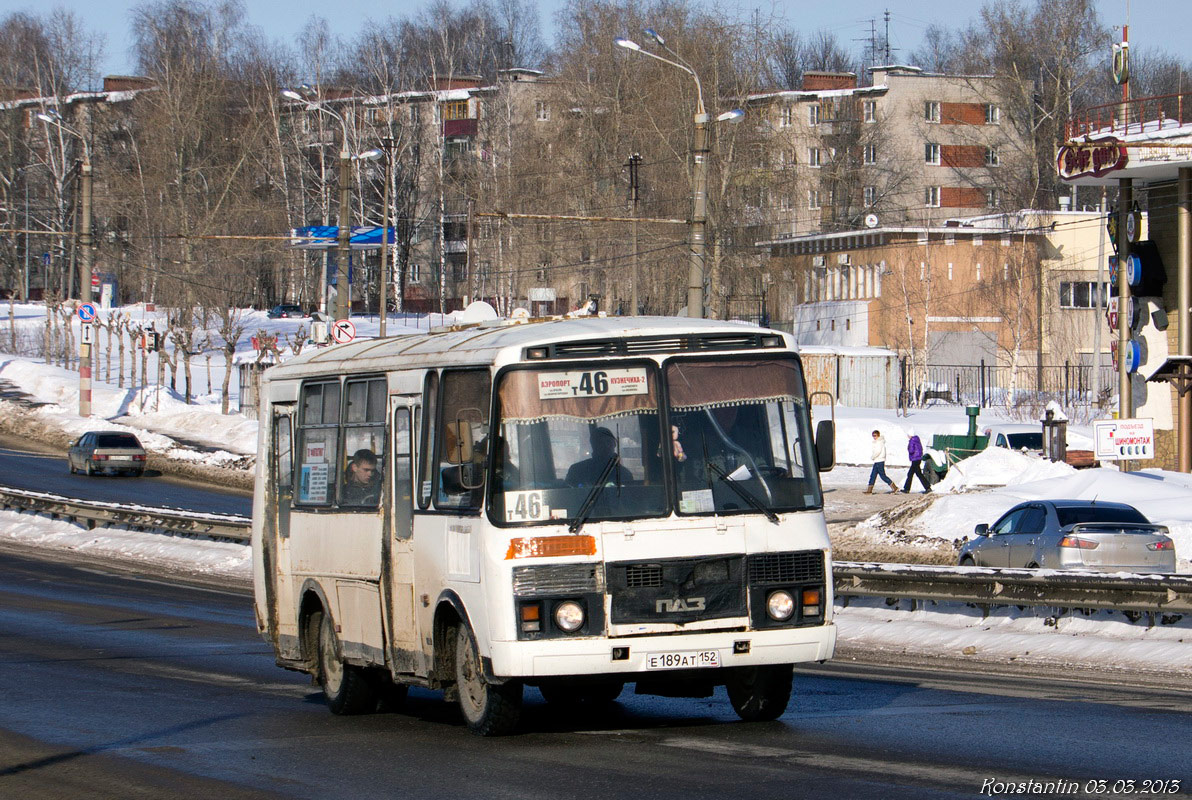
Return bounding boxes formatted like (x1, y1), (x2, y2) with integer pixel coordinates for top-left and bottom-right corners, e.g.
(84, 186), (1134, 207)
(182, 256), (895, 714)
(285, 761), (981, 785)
(568, 455), (619, 534)
(705, 460), (779, 524)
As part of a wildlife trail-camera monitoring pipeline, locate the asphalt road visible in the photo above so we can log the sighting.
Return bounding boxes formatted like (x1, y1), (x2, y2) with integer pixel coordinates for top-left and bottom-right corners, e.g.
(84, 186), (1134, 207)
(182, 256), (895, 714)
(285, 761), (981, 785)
(1, 548), (1189, 800)
(0, 443), (250, 517)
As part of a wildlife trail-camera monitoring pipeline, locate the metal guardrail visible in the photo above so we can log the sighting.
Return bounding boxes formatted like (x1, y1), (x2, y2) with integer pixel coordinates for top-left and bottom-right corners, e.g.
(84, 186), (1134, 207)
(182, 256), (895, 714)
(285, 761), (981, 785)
(1, 489), (1187, 617)
(835, 561), (1192, 616)
(0, 486), (250, 542)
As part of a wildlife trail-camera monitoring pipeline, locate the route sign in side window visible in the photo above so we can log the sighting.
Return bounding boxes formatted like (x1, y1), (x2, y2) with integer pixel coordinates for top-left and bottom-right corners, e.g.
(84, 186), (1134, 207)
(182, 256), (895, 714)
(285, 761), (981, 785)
(296, 380), (340, 506)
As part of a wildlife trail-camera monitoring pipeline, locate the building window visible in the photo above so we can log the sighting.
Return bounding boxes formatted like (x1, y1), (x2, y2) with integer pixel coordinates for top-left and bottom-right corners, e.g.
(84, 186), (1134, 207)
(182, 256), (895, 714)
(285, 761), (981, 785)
(976, 262), (982, 281)
(925, 186), (941, 207)
(863, 100), (876, 123)
(808, 189), (821, 210)
(442, 99), (469, 120)
(1059, 281), (1109, 309)
(863, 186), (877, 207)
(535, 100), (549, 121)
(985, 146), (999, 166)
(780, 105), (792, 127)
(925, 142), (941, 165)
(925, 101), (941, 123)
(947, 262), (953, 280)
(808, 104), (819, 125)
(987, 188), (1001, 208)
(985, 103), (1000, 124)
(944, 233), (955, 246)
(410, 263), (421, 282)
(863, 144), (877, 164)
(1001, 236), (1011, 247)
(808, 147), (822, 167)
(780, 148), (795, 168)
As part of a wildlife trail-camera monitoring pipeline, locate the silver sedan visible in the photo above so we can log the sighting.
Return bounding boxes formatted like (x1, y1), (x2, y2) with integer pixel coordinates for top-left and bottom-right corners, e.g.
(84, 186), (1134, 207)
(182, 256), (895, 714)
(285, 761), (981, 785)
(958, 499), (1176, 573)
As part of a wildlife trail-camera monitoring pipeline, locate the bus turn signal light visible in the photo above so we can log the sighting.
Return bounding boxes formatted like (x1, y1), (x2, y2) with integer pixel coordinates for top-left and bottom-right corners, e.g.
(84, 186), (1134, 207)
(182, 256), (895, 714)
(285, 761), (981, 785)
(505, 535), (597, 560)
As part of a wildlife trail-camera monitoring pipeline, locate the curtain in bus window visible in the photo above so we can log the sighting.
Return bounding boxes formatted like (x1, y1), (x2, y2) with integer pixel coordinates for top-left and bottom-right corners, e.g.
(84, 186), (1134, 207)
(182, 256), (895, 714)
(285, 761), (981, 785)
(667, 360), (802, 410)
(340, 376), (387, 508)
(297, 381), (340, 505)
(436, 370), (491, 511)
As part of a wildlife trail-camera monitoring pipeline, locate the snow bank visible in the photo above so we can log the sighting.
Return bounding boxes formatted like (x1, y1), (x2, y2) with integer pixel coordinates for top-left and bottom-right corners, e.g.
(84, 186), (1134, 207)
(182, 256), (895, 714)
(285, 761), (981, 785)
(934, 447), (1075, 492)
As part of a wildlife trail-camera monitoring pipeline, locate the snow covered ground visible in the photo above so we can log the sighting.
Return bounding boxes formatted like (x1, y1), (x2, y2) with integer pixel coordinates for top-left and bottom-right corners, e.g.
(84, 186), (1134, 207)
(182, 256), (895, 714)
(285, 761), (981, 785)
(2, 301), (1191, 673)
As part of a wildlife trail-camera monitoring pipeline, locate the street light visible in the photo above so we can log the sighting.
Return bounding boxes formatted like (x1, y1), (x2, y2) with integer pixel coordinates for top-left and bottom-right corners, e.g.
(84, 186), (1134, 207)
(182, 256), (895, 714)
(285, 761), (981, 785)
(282, 89), (354, 320)
(37, 109), (94, 417)
(615, 31), (743, 319)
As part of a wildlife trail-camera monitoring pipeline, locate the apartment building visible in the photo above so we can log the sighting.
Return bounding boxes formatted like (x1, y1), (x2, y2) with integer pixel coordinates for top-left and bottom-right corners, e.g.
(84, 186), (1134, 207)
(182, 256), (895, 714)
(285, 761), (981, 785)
(745, 66), (1022, 242)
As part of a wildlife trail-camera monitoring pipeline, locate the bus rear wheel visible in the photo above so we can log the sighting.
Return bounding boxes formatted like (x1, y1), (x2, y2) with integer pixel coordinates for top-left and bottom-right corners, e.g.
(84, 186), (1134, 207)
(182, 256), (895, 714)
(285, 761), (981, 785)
(314, 610), (376, 715)
(454, 625), (522, 736)
(725, 665), (793, 722)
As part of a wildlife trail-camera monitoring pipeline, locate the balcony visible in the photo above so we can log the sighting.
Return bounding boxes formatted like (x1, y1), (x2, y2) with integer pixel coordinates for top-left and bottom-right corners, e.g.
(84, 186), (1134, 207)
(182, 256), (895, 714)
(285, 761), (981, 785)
(442, 118), (477, 137)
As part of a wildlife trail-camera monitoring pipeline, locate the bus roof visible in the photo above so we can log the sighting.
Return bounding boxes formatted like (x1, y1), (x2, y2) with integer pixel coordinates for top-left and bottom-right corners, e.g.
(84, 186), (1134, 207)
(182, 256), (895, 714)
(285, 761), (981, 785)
(264, 316), (785, 383)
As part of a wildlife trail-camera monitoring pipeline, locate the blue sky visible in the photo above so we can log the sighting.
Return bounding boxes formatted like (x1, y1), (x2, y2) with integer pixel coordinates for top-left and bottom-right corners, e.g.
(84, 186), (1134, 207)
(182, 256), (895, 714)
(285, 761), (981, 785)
(1, 0), (1187, 80)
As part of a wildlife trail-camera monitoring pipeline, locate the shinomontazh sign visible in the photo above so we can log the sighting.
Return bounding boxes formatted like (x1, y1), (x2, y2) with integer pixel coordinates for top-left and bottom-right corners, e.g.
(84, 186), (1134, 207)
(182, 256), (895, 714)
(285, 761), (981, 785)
(1093, 418), (1155, 460)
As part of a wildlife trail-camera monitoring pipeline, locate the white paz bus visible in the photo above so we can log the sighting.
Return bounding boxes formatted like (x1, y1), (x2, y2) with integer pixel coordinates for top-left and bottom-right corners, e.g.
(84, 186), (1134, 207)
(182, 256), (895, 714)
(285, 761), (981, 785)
(252, 315), (837, 735)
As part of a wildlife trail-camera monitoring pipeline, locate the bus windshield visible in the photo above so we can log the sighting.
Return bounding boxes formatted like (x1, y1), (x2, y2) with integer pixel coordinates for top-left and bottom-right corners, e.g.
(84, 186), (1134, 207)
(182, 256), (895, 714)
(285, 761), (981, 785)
(492, 364), (668, 525)
(667, 357), (822, 516)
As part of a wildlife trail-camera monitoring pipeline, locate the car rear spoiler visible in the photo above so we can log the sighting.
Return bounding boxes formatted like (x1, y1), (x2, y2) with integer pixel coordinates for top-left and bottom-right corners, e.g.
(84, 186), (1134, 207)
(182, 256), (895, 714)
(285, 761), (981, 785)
(1069, 522), (1169, 536)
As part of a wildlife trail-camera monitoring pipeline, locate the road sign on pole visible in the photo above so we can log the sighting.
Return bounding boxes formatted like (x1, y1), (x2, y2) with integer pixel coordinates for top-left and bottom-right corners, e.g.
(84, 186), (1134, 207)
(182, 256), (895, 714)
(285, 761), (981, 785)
(77, 303), (97, 323)
(331, 318), (356, 344)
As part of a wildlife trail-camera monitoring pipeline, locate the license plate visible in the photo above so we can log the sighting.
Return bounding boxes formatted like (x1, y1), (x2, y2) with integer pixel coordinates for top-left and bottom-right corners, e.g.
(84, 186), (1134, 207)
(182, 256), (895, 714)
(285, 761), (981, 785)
(644, 650), (721, 670)
(111, 455), (132, 461)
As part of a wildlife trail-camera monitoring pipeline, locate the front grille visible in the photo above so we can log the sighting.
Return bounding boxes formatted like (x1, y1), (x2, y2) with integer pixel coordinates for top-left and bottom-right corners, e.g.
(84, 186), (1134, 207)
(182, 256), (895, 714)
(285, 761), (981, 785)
(512, 564), (603, 597)
(625, 564), (663, 588)
(528, 332), (782, 361)
(748, 551), (825, 585)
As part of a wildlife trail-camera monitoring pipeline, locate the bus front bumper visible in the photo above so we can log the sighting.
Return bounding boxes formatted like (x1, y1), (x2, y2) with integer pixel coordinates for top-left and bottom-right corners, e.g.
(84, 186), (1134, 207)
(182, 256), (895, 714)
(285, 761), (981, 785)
(488, 622), (836, 679)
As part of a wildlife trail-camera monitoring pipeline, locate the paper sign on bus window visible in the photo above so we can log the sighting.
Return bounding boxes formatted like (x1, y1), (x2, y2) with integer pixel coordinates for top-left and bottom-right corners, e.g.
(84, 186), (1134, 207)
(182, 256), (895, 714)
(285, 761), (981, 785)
(504, 490), (551, 523)
(299, 462), (329, 503)
(538, 368), (648, 400)
(305, 442), (327, 463)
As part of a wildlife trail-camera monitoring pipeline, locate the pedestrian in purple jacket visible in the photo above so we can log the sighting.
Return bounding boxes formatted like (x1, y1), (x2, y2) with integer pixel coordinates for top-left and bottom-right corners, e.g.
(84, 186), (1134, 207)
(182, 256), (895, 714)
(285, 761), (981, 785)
(903, 429), (932, 493)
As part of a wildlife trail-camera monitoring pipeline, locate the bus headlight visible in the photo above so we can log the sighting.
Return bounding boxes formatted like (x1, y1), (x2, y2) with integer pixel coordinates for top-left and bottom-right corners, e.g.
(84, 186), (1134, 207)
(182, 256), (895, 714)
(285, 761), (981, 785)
(554, 600), (585, 633)
(766, 590), (795, 621)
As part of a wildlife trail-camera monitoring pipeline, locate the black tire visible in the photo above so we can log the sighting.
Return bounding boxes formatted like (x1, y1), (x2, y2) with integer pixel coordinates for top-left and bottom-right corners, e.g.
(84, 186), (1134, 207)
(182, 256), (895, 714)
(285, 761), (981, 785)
(85, 459), (95, 476)
(539, 680), (624, 706)
(68, 458), (76, 475)
(454, 624), (522, 736)
(314, 610), (376, 715)
(725, 665), (793, 722)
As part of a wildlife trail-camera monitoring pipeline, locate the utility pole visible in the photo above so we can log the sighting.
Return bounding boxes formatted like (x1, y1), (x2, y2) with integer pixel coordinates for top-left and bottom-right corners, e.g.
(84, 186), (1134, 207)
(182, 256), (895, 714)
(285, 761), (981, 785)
(689, 113), (708, 319)
(336, 145), (351, 321)
(379, 136), (393, 337)
(626, 153), (641, 315)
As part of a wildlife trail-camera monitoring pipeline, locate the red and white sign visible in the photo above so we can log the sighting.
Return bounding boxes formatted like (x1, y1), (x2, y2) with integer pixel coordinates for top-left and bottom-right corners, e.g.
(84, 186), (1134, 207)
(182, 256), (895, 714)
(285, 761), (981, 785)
(538, 367), (648, 400)
(1057, 138), (1128, 180)
(331, 318), (356, 344)
(1093, 418), (1154, 460)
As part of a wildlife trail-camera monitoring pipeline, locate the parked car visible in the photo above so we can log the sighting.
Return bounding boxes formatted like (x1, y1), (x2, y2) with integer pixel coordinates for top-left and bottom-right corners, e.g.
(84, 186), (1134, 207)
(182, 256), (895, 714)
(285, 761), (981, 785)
(267, 304), (304, 319)
(958, 500), (1176, 573)
(982, 424), (1044, 452)
(68, 431), (148, 477)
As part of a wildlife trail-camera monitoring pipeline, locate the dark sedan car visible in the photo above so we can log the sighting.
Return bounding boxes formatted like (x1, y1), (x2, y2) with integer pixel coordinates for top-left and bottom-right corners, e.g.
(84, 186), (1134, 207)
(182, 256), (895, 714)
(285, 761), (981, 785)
(958, 499), (1176, 573)
(267, 304), (304, 319)
(68, 431), (148, 477)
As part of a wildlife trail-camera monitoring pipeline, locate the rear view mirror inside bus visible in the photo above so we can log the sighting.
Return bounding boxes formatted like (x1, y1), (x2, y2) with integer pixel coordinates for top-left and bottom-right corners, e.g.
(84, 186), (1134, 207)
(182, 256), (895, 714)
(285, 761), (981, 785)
(815, 420), (835, 472)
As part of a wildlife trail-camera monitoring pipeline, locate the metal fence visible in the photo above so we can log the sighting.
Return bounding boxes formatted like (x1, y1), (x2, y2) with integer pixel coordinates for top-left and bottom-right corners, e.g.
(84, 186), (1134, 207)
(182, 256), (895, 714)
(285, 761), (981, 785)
(903, 360), (1117, 411)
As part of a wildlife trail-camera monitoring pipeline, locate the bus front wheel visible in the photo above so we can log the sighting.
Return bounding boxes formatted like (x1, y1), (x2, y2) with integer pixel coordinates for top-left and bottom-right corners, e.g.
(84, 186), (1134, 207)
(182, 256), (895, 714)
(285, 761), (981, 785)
(314, 610), (376, 715)
(454, 625), (522, 736)
(725, 664), (793, 722)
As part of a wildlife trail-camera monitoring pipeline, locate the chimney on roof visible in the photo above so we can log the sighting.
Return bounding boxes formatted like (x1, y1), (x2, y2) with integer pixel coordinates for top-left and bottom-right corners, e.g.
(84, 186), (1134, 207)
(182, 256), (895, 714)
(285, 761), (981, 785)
(802, 71), (857, 91)
(103, 75), (156, 92)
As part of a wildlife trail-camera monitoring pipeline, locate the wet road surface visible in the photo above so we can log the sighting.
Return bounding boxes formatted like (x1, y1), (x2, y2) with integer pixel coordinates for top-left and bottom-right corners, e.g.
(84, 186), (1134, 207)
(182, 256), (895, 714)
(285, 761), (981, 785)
(0, 549), (1189, 799)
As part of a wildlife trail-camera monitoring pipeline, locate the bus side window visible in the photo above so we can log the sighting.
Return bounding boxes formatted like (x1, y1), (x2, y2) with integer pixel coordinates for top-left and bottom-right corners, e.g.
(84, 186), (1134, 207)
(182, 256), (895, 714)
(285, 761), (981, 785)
(393, 407), (413, 538)
(296, 380), (339, 506)
(418, 372), (438, 509)
(339, 376), (386, 508)
(436, 370), (492, 512)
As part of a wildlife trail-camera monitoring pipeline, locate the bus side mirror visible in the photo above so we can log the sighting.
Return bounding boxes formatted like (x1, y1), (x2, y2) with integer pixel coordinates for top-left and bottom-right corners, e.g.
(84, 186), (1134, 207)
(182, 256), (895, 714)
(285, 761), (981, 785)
(444, 421), (475, 465)
(815, 419), (835, 472)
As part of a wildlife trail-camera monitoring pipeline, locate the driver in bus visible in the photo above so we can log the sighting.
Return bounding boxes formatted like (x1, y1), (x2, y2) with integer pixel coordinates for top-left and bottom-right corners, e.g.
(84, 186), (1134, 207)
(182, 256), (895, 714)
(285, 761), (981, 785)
(566, 426), (631, 488)
(342, 448), (381, 505)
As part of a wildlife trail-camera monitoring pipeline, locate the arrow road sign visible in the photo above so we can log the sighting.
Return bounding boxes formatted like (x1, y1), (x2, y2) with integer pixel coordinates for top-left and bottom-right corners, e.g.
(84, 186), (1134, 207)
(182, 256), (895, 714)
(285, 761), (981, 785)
(331, 318), (356, 344)
(77, 303), (97, 323)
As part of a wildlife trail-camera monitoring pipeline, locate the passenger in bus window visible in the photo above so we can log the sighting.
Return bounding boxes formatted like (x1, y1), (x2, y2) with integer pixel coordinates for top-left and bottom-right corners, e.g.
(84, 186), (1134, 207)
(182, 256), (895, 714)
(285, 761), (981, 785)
(342, 449), (381, 506)
(566, 426), (631, 487)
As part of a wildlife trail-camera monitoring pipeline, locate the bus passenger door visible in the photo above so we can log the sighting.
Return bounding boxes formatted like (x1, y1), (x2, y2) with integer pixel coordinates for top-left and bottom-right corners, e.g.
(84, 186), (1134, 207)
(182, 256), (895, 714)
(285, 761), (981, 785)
(268, 406), (300, 657)
(386, 399), (420, 673)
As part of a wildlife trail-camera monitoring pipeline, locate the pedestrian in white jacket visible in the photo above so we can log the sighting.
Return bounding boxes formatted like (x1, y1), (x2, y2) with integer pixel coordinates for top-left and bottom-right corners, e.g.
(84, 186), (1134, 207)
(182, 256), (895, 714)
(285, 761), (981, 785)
(865, 430), (898, 493)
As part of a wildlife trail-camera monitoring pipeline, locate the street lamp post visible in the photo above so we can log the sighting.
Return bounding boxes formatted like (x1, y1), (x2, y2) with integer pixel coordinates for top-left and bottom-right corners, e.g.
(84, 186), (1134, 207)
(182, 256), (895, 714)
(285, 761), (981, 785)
(38, 110), (93, 417)
(615, 31), (742, 319)
(282, 89), (354, 320)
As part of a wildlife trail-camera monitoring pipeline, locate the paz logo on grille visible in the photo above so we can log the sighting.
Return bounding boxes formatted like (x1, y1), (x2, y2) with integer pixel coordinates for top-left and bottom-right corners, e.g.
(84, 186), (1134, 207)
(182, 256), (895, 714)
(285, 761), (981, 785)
(655, 597), (706, 613)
